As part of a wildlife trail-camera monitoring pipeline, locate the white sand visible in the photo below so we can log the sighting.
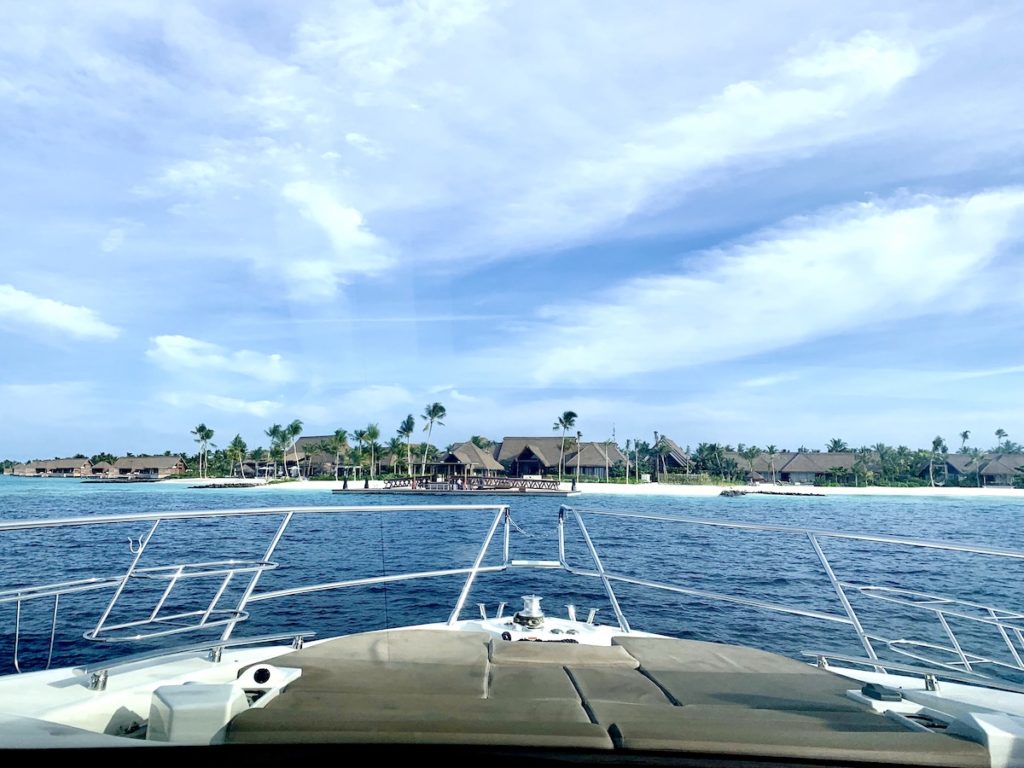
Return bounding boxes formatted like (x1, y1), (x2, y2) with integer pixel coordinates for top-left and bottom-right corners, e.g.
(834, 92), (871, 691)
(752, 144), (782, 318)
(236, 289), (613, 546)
(164, 477), (1023, 499)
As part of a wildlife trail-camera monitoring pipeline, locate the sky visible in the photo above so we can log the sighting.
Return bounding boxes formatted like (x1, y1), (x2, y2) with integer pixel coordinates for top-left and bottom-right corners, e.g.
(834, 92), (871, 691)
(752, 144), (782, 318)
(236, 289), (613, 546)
(2, 1), (1023, 460)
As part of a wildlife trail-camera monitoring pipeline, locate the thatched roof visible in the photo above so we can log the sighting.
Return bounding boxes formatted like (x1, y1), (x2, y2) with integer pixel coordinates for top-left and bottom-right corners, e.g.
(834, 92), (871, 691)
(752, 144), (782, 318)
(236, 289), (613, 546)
(21, 458), (92, 471)
(565, 442), (626, 469)
(496, 437), (567, 468)
(779, 452), (858, 473)
(981, 454), (1024, 476)
(654, 436), (692, 468)
(113, 455), (187, 470)
(441, 442), (504, 471)
(293, 436), (338, 455)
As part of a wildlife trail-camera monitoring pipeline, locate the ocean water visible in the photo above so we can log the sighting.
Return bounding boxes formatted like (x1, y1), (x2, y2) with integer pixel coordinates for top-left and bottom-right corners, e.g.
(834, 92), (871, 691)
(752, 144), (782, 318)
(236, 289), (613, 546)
(2, 476), (1024, 680)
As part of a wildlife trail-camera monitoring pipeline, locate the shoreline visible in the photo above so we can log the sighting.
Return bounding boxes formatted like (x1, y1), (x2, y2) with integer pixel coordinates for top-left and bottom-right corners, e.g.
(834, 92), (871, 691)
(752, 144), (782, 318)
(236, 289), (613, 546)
(159, 478), (1024, 499)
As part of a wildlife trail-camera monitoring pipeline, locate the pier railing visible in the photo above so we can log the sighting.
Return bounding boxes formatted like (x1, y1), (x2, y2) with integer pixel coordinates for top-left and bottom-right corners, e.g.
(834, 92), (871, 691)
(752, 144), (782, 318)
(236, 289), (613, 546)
(382, 476), (562, 491)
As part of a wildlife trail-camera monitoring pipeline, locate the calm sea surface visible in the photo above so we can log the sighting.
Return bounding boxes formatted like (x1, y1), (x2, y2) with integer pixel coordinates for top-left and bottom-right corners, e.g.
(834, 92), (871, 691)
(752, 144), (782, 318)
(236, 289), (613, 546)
(2, 476), (1024, 679)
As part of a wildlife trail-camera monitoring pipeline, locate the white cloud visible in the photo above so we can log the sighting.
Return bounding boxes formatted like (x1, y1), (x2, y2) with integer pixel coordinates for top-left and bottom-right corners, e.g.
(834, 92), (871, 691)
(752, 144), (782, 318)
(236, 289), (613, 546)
(280, 181), (395, 298)
(100, 227), (125, 253)
(942, 364), (1024, 381)
(159, 391), (281, 418)
(481, 32), (922, 252)
(146, 335), (295, 383)
(0, 284), (120, 340)
(343, 384), (414, 414)
(741, 373), (800, 388)
(345, 132), (386, 158)
(521, 188), (1024, 383)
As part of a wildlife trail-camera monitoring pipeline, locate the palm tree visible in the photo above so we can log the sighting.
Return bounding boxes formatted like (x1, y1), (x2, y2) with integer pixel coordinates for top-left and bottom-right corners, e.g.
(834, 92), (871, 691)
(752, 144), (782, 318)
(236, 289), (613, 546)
(826, 438), (848, 453)
(996, 428), (1009, 451)
(397, 415), (415, 477)
(386, 436), (404, 475)
(420, 402), (446, 475)
(250, 446), (267, 478)
(764, 444), (778, 484)
(365, 423), (381, 479)
(330, 429), (349, 481)
(227, 434), (247, 478)
(469, 435), (493, 450)
(190, 423), (214, 479)
(264, 424), (283, 478)
(285, 419), (303, 478)
(623, 439), (631, 484)
(553, 411), (578, 482)
(959, 430), (971, 453)
(872, 443), (891, 484)
(929, 436), (947, 487)
(739, 445), (762, 483)
(307, 439), (332, 477)
(352, 428), (367, 476)
(967, 447), (986, 487)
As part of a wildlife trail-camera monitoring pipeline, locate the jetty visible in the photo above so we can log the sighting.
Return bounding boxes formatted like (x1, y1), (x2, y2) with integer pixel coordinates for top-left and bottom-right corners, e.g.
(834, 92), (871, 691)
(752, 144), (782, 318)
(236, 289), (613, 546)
(333, 475), (576, 496)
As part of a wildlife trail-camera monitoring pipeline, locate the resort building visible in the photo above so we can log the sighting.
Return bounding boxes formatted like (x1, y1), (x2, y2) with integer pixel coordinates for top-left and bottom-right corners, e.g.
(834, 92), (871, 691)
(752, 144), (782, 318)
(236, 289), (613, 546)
(979, 454), (1024, 486)
(113, 455), (187, 479)
(10, 458), (92, 477)
(437, 442), (505, 477)
(495, 437), (627, 478)
(495, 437), (566, 476)
(90, 461), (113, 478)
(652, 435), (693, 473)
(564, 442), (627, 480)
(777, 452), (858, 484)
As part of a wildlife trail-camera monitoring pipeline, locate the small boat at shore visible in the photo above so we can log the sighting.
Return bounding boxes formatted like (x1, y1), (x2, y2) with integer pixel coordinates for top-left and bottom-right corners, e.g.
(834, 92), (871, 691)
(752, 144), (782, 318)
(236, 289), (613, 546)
(2, 502), (1024, 765)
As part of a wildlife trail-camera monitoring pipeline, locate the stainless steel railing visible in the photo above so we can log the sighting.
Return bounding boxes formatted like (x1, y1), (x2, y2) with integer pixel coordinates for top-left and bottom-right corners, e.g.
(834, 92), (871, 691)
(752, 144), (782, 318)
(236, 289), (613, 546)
(0, 504), (511, 672)
(557, 505), (1024, 681)
(4, 501), (1024, 692)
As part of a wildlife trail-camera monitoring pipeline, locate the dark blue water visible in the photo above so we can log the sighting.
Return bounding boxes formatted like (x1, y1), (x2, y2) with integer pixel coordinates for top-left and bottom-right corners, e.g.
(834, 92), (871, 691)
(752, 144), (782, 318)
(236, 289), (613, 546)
(2, 476), (1024, 681)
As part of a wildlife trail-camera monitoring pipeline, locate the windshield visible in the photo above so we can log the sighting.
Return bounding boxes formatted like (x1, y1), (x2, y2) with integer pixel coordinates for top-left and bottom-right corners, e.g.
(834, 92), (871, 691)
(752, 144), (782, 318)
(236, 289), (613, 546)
(1, 1), (1023, 760)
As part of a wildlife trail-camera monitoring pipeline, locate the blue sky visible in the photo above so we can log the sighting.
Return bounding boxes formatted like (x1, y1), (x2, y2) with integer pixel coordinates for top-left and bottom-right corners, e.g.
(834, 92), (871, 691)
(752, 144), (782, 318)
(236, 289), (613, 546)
(2, 1), (1023, 460)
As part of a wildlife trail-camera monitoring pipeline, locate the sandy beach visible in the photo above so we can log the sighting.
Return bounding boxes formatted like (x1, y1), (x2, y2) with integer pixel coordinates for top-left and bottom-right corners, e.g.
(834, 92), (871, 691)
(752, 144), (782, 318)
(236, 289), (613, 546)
(163, 477), (1024, 499)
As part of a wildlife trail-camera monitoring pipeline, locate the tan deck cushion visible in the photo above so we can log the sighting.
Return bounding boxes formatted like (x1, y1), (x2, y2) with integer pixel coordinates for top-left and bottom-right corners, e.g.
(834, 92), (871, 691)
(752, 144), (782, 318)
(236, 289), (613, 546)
(273, 628), (490, 665)
(642, 670), (865, 711)
(566, 666), (673, 707)
(227, 720), (614, 748)
(230, 692), (590, 728)
(608, 707), (988, 767)
(612, 636), (814, 673)
(488, 665), (580, 700)
(488, 639), (638, 667)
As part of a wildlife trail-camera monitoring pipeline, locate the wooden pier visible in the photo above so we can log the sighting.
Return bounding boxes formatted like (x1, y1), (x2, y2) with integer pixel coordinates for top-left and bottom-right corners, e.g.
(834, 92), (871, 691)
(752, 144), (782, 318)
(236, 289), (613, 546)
(332, 475), (575, 496)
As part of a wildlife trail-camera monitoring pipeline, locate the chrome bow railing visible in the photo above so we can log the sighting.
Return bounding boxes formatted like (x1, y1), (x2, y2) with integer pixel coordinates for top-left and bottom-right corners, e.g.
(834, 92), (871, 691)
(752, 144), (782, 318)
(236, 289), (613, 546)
(557, 505), (1024, 683)
(4, 501), (1024, 693)
(0, 504), (511, 673)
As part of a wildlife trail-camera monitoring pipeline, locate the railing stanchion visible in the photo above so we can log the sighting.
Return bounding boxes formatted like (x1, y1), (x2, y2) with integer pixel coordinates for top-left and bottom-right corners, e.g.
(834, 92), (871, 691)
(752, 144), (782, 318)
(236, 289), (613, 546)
(46, 594), (59, 670)
(13, 598), (22, 673)
(447, 507), (505, 625)
(570, 508), (630, 633)
(150, 565), (183, 620)
(201, 572), (235, 626)
(503, 507), (510, 565)
(990, 608), (1024, 669)
(92, 519), (161, 640)
(937, 611), (973, 671)
(220, 511), (293, 642)
(558, 506), (567, 566)
(807, 533), (879, 666)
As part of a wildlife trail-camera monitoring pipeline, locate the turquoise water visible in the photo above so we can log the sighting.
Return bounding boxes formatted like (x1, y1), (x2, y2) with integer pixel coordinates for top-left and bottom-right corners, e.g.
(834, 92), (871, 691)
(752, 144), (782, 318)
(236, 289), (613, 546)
(2, 476), (1023, 678)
